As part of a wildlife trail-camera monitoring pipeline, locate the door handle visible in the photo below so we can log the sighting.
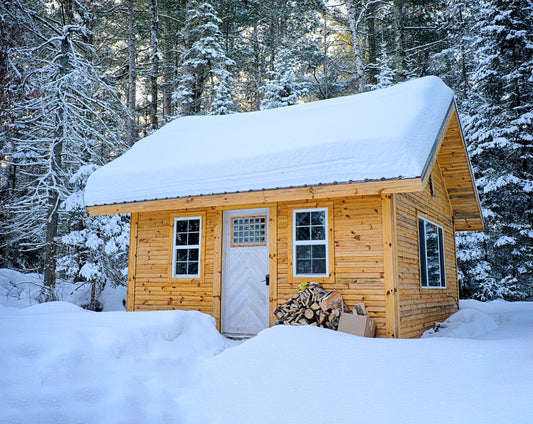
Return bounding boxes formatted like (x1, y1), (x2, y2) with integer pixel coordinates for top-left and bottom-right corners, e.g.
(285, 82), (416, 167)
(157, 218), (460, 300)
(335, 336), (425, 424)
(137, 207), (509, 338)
(265, 274), (270, 286)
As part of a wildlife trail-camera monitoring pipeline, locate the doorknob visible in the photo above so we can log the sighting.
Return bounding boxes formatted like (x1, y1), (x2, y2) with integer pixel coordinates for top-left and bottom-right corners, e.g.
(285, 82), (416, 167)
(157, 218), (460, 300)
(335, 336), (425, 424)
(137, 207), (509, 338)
(265, 274), (270, 286)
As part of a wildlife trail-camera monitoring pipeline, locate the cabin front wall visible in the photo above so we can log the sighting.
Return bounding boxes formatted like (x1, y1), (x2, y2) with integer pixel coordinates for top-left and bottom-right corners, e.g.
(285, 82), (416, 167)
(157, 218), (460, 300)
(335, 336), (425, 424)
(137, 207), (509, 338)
(127, 195), (389, 336)
(394, 160), (460, 338)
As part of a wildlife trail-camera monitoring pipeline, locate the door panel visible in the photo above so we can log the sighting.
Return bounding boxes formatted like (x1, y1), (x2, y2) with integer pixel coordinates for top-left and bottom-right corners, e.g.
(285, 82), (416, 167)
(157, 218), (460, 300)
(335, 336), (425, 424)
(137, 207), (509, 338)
(222, 208), (269, 336)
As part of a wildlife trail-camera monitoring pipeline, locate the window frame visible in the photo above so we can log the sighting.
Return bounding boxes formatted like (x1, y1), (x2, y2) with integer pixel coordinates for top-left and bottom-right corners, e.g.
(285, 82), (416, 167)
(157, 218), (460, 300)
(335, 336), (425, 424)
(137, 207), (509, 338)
(172, 216), (202, 278)
(292, 207), (329, 277)
(418, 216), (446, 289)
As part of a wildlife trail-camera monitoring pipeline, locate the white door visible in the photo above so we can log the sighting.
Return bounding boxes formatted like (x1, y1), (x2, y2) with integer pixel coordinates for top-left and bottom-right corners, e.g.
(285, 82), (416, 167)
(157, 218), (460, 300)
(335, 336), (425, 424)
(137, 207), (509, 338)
(222, 208), (270, 337)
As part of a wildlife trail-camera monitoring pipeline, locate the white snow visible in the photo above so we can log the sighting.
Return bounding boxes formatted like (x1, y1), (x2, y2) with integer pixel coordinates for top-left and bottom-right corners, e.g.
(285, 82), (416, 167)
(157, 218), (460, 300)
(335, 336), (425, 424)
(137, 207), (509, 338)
(85, 76), (454, 207)
(1, 297), (532, 423)
(0, 268), (127, 311)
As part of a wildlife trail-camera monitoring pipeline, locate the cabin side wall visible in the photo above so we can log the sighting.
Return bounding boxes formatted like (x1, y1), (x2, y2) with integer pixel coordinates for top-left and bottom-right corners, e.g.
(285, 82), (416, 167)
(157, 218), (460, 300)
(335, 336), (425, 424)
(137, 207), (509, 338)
(395, 160), (460, 338)
(127, 196), (389, 336)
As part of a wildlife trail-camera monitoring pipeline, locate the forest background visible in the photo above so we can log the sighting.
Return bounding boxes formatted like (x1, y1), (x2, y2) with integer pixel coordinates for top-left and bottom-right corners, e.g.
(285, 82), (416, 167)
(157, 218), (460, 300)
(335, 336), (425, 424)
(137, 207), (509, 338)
(0, 0), (531, 310)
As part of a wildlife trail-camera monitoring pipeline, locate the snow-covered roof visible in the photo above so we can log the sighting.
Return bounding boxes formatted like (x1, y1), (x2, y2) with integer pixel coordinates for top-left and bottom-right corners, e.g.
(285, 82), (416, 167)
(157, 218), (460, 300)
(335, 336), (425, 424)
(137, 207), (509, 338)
(85, 76), (454, 209)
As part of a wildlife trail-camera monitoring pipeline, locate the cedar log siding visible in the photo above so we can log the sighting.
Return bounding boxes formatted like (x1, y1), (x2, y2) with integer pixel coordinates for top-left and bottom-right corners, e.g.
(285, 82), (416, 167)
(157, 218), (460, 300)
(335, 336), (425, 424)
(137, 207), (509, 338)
(127, 196), (388, 337)
(395, 160), (459, 338)
(128, 209), (217, 316)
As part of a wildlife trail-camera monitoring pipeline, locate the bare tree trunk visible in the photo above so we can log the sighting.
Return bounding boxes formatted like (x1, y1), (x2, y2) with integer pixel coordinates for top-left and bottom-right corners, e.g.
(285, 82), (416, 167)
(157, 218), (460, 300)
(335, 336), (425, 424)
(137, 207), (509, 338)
(162, 46), (173, 120)
(393, 0), (406, 75)
(345, 0), (367, 92)
(127, 0), (137, 146)
(43, 33), (70, 301)
(179, 0), (194, 117)
(150, 0), (159, 130)
(366, 1), (378, 86)
(251, 24), (262, 111)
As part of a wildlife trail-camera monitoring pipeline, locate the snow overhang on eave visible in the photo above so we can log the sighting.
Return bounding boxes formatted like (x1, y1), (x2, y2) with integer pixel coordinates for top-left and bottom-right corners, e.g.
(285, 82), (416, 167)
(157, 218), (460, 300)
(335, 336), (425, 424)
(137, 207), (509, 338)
(86, 177), (424, 216)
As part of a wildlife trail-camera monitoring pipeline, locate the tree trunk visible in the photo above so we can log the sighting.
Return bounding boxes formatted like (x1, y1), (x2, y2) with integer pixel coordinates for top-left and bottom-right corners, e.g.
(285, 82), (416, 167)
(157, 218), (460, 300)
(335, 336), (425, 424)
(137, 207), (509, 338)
(43, 33), (70, 301)
(345, 0), (367, 92)
(150, 0), (159, 130)
(127, 0), (137, 146)
(392, 0), (406, 75)
(162, 46), (173, 120)
(366, 1), (378, 86)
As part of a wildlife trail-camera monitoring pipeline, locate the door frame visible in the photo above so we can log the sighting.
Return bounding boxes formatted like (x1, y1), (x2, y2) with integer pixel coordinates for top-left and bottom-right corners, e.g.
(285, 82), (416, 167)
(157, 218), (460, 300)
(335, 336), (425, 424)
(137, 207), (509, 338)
(221, 207), (269, 336)
(213, 204), (277, 333)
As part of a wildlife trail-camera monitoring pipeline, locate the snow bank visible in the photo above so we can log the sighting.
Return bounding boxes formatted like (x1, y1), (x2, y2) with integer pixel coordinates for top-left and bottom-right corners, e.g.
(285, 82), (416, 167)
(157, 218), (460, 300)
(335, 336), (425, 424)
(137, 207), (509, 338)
(422, 306), (499, 338)
(0, 304), (231, 424)
(424, 299), (533, 341)
(85, 76), (454, 207)
(184, 303), (533, 424)
(1, 300), (532, 424)
(0, 268), (43, 308)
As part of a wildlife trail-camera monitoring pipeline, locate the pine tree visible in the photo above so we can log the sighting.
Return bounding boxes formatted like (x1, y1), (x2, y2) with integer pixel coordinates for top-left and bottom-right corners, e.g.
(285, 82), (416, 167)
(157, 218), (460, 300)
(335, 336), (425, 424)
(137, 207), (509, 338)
(299, 5), (351, 100)
(261, 47), (308, 109)
(459, 0), (533, 300)
(59, 166), (129, 310)
(209, 68), (238, 115)
(369, 39), (396, 90)
(174, 1), (234, 116)
(2, 1), (128, 302)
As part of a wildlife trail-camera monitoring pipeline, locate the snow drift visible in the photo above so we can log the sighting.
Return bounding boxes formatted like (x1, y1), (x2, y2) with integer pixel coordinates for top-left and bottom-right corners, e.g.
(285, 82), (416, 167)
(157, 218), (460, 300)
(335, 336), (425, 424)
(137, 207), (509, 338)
(1, 299), (532, 424)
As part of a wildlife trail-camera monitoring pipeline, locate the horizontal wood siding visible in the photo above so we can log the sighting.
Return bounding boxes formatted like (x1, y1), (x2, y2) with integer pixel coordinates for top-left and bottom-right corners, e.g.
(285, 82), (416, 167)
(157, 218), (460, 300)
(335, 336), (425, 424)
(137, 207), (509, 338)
(128, 196), (387, 336)
(132, 210), (215, 315)
(274, 196), (386, 337)
(396, 161), (460, 338)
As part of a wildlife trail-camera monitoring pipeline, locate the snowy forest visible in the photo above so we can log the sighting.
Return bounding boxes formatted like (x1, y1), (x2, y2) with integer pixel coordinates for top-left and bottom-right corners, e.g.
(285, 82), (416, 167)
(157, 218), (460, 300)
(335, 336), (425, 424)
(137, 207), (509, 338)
(0, 0), (531, 309)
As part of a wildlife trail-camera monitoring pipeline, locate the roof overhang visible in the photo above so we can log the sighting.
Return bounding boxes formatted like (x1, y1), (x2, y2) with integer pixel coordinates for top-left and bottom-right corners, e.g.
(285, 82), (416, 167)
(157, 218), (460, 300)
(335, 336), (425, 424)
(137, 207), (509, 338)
(421, 103), (484, 231)
(87, 177), (424, 216)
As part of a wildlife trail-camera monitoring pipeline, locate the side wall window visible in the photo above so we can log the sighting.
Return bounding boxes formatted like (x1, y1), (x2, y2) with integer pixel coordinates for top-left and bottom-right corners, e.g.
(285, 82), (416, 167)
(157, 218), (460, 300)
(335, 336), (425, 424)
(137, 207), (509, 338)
(172, 216), (202, 278)
(293, 208), (328, 277)
(418, 216), (446, 288)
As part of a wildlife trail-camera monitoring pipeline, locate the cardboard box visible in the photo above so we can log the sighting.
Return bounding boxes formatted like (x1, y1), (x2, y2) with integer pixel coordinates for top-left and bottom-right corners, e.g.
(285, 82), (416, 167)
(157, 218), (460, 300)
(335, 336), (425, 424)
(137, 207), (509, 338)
(338, 312), (376, 337)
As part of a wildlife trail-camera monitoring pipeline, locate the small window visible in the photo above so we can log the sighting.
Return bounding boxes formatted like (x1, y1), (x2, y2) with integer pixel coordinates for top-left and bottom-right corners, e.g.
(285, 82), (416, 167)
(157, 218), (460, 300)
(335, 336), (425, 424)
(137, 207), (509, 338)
(172, 216), (201, 277)
(231, 215), (267, 246)
(418, 216), (446, 288)
(293, 208), (328, 276)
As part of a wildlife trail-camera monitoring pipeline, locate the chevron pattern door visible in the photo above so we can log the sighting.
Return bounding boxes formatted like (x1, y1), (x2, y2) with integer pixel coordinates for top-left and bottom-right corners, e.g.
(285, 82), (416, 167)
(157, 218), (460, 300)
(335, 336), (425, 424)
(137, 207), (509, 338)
(222, 208), (270, 337)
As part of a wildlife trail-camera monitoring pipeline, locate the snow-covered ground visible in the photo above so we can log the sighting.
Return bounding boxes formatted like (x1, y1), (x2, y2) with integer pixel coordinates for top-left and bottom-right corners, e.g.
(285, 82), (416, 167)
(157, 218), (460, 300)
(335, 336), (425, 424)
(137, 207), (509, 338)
(1, 273), (532, 424)
(0, 268), (126, 311)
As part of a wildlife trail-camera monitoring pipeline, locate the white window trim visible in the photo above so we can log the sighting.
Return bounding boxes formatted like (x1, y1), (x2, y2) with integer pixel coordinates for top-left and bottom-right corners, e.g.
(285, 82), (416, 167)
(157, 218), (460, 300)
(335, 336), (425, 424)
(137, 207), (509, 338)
(293, 207), (329, 277)
(418, 216), (446, 289)
(172, 216), (202, 278)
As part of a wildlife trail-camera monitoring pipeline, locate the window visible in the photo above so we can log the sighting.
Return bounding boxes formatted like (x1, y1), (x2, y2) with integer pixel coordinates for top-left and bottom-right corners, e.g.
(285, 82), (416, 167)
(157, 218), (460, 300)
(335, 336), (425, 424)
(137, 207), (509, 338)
(293, 208), (328, 276)
(231, 215), (267, 246)
(172, 217), (201, 277)
(418, 216), (446, 288)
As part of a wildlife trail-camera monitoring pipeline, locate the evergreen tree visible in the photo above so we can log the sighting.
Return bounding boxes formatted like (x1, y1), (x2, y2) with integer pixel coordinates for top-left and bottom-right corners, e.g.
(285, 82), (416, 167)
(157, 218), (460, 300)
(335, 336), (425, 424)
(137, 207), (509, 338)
(369, 39), (396, 90)
(209, 68), (238, 114)
(459, 0), (533, 300)
(300, 5), (352, 100)
(1, 0), (128, 302)
(59, 166), (129, 310)
(261, 47), (308, 109)
(173, 1), (234, 116)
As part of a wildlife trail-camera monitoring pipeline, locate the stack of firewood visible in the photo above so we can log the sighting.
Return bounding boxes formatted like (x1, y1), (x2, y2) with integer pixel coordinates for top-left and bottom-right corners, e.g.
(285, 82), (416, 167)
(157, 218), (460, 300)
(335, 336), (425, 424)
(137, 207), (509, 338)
(273, 282), (347, 330)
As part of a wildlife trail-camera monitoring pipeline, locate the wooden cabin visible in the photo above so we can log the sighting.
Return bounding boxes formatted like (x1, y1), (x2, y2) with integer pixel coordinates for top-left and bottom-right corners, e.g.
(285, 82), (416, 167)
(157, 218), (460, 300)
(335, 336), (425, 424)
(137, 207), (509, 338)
(85, 76), (483, 338)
